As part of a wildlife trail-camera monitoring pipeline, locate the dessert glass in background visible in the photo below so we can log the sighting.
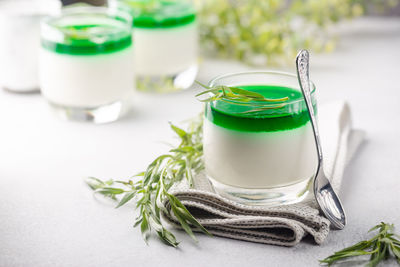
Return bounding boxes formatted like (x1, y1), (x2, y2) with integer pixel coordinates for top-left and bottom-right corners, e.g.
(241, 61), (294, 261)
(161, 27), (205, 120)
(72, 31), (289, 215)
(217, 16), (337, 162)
(203, 71), (318, 205)
(39, 6), (134, 123)
(0, 0), (61, 93)
(111, 0), (198, 93)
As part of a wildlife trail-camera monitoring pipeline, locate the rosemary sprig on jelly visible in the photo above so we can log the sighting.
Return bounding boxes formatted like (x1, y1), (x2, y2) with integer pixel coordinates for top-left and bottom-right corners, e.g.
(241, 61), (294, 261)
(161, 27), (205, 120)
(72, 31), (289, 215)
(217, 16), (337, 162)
(85, 115), (211, 247)
(195, 81), (288, 113)
(320, 222), (400, 266)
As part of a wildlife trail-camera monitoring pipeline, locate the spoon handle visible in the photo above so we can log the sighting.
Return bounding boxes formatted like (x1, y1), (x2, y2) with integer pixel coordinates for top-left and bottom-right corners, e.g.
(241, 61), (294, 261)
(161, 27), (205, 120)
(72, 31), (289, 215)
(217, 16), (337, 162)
(296, 50), (323, 163)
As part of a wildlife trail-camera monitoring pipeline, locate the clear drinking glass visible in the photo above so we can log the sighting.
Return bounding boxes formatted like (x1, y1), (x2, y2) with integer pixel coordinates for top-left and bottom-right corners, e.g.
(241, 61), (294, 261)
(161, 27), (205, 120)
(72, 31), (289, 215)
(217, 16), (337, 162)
(39, 6), (134, 123)
(112, 0), (198, 93)
(0, 0), (60, 93)
(203, 71), (318, 205)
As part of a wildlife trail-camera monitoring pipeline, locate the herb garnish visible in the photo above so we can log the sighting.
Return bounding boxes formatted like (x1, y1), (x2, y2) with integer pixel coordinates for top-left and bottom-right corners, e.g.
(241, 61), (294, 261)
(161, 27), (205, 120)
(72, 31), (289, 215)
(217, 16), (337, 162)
(195, 81), (288, 113)
(84, 82), (294, 246)
(85, 115), (210, 247)
(320, 222), (400, 266)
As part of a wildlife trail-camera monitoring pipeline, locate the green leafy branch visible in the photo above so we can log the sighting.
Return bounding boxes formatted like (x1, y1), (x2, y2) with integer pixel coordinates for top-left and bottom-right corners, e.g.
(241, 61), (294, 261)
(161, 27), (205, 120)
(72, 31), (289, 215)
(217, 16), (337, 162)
(320, 222), (400, 266)
(85, 115), (211, 247)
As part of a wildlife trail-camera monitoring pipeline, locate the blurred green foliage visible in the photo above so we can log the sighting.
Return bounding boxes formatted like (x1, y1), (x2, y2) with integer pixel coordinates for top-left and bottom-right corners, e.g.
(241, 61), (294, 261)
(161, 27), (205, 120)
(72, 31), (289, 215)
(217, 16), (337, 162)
(196, 0), (398, 65)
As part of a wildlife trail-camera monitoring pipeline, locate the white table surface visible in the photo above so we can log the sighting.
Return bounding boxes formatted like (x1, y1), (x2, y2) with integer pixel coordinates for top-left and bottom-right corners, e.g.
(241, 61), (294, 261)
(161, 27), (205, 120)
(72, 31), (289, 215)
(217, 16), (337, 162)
(1, 17), (400, 267)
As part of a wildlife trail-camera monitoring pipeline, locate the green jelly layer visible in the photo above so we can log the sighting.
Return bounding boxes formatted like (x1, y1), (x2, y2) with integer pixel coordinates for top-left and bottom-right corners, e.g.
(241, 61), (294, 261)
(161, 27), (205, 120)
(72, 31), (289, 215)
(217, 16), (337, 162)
(134, 13), (195, 28)
(120, 0), (196, 28)
(42, 24), (132, 55)
(205, 85), (316, 132)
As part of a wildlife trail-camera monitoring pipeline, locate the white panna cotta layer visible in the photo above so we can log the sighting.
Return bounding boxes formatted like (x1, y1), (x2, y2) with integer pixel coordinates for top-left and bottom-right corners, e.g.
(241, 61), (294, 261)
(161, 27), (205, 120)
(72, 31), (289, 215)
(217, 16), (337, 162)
(40, 47), (134, 108)
(203, 119), (318, 189)
(133, 22), (197, 76)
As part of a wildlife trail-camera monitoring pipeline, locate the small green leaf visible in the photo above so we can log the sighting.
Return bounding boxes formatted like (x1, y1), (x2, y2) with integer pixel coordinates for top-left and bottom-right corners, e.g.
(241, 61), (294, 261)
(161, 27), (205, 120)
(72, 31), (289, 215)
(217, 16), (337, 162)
(157, 228), (179, 247)
(167, 194), (212, 237)
(133, 216), (142, 228)
(169, 123), (187, 138)
(84, 177), (105, 190)
(148, 214), (163, 232)
(170, 146), (195, 153)
(334, 241), (372, 253)
(195, 88), (219, 97)
(116, 191), (136, 208)
(197, 93), (223, 102)
(95, 187), (125, 195)
(140, 213), (150, 243)
(172, 205), (197, 241)
(391, 244), (400, 259)
(195, 80), (211, 89)
(105, 179), (114, 186)
(369, 224), (382, 233)
(228, 86), (266, 98)
(389, 237), (400, 245)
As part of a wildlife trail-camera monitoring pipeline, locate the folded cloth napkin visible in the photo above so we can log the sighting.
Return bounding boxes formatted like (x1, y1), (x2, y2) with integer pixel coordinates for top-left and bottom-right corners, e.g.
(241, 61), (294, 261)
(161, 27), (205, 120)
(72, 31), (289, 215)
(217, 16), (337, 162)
(162, 101), (365, 246)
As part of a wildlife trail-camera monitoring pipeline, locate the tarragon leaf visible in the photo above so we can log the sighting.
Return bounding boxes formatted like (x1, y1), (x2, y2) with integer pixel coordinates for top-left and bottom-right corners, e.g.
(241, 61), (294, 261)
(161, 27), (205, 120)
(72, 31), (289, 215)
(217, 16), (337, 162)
(116, 191), (136, 208)
(84, 177), (106, 190)
(169, 123), (187, 138)
(95, 187), (125, 195)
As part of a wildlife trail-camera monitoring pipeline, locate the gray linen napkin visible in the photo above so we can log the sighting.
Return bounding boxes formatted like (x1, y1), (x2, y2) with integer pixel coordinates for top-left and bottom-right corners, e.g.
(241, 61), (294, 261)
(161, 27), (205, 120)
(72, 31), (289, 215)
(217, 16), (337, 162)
(162, 101), (365, 246)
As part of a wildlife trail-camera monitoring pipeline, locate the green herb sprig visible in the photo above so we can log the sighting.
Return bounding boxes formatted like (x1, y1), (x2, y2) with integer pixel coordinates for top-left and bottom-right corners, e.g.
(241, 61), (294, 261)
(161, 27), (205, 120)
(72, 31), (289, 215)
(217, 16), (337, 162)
(195, 81), (288, 113)
(320, 222), (400, 266)
(85, 115), (210, 247)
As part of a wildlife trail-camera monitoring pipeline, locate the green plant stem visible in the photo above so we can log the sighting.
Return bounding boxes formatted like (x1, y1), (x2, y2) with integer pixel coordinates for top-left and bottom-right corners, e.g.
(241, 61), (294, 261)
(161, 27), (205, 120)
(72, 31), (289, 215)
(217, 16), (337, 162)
(320, 222), (400, 266)
(85, 114), (211, 247)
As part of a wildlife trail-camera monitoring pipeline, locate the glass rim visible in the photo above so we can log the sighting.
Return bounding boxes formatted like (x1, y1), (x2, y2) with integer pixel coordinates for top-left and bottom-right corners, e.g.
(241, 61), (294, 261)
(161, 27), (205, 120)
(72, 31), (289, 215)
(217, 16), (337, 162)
(111, 0), (196, 29)
(42, 5), (133, 32)
(41, 5), (133, 55)
(208, 70), (316, 106)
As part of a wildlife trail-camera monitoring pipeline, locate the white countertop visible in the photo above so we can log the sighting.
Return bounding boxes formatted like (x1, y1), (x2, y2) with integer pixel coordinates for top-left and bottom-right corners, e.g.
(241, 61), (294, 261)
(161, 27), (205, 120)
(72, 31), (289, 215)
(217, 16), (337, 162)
(1, 17), (400, 267)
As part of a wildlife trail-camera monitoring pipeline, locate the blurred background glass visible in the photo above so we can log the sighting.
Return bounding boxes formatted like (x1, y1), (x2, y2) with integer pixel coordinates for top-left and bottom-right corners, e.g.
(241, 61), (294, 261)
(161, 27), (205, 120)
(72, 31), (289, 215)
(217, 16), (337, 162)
(0, 0), (60, 92)
(39, 5), (134, 123)
(110, 0), (199, 93)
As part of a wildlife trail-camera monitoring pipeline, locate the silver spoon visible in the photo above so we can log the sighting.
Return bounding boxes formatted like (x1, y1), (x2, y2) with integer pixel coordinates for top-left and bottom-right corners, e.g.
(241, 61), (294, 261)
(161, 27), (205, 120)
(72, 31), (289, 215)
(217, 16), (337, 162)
(295, 49), (346, 229)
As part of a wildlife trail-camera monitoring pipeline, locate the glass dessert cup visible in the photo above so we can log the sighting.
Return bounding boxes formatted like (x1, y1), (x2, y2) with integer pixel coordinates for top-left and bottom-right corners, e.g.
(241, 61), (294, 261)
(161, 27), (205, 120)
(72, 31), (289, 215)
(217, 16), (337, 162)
(112, 0), (198, 93)
(0, 0), (60, 93)
(203, 71), (318, 206)
(39, 6), (134, 123)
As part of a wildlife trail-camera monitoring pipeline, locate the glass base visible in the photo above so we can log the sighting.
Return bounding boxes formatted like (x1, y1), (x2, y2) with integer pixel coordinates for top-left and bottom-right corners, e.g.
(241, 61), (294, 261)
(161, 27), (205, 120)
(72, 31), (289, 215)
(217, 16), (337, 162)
(2, 85), (40, 94)
(136, 64), (198, 93)
(48, 100), (128, 124)
(208, 176), (312, 206)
